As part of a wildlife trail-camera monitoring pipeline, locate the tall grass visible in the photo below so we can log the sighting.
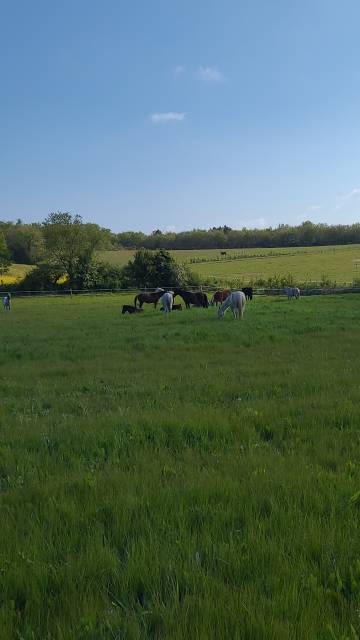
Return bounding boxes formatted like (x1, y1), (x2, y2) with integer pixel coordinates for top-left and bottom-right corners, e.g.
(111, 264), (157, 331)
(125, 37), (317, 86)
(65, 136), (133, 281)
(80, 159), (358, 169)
(1, 295), (360, 638)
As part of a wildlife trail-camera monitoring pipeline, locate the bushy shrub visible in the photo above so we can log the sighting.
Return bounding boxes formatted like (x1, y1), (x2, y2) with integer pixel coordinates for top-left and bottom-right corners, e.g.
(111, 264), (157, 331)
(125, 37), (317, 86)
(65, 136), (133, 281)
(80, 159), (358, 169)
(122, 249), (198, 288)
(92, 262), (124, 289)
(19, 263), (65, 291)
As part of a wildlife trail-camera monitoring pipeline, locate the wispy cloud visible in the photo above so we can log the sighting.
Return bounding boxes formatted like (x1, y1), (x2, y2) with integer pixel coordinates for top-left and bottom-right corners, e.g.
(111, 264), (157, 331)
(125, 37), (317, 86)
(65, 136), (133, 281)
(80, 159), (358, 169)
(172, 65), (184, 76)
(198, 66), (226, 83)
(307, 204), (322, 212)
(343, 188), (360, 200)
(335, 187), (360, 210)
(150, 112), (186, 124)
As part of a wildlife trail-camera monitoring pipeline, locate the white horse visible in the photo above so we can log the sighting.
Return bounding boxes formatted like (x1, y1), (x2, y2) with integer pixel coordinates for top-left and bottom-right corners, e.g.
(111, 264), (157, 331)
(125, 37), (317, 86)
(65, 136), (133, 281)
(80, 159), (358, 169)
(3, 294), (11, 311)
(159, 291), (174, 313)
(218, 291), (246, 319)
(284, 286), (300, 299)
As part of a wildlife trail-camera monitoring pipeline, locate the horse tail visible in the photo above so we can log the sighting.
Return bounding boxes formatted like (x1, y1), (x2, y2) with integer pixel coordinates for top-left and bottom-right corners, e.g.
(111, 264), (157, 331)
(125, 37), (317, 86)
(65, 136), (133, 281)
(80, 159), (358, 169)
(134, 295), (139, 307)
(203, 293), (208, 308)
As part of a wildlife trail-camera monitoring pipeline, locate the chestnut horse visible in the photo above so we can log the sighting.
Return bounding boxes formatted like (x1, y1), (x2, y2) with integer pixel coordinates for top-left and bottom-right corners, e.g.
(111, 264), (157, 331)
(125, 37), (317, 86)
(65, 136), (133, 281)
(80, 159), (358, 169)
(134, 289), (164, 308)
(211, 289), (231, 306)
(173, 288), (209, 309)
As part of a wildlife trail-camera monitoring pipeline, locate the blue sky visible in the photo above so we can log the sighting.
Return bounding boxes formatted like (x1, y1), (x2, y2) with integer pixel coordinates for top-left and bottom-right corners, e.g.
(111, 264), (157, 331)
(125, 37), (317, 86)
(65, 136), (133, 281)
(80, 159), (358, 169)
(1, 0), (360, 232)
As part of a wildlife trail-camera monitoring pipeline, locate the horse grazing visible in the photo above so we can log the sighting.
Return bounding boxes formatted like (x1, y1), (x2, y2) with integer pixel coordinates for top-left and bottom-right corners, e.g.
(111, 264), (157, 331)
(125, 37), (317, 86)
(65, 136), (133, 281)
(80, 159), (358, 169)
(218, 291), (246, 319)
(134, 289), (164, 309)
(211, 289), (231, 306)
(241, 287), (253, 301)
(159, 291), (174, 313)
(284, 286), (300, 300)
(173, 288), (209, 309)
(122, 305), (143, 314)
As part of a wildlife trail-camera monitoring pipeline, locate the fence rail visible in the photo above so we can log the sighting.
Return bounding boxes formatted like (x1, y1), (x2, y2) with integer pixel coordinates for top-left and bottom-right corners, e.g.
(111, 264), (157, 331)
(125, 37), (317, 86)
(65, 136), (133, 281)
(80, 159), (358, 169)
(3, 285), (360, 298)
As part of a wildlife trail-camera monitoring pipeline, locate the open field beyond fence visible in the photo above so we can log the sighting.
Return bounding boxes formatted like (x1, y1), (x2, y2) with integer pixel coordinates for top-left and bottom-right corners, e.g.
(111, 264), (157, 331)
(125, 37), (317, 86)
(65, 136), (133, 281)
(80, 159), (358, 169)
(3, 244), (360, 290)
(99, 244), (360, 285)
(1, 294), (360, 638)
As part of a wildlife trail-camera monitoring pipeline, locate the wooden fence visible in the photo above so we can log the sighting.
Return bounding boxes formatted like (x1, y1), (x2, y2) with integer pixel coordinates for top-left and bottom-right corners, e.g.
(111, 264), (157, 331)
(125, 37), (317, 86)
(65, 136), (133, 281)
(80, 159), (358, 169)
(5, 286), (360, 298)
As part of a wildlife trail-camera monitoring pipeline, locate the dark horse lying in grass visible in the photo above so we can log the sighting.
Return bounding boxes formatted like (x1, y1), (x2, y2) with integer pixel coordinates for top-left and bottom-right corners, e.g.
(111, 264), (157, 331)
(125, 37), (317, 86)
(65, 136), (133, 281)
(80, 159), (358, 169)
(122, 305), (144, 314)
(134, 289), (164, 309)
(173, 288), (209, 309)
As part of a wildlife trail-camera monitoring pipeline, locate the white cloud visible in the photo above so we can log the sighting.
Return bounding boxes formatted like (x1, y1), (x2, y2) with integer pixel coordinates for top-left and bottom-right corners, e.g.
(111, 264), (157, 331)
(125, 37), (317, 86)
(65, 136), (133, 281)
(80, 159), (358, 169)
(166, 225), (176, 232)
(307, 204), (322, 212)
(343, 188), (360, 200)
(198, 66), (225, 83)
(334, 187), (360, 210)
(150, 112), (186, 124)
(172, 65), (184, 76)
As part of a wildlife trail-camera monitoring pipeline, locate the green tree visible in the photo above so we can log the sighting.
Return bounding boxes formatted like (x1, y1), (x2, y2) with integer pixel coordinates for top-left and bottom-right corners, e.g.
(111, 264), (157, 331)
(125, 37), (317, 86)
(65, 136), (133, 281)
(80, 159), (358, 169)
(5, 224), (45, 264)
(42, 212), (103, 288)
(19, 263), (64, 291)
(122, 249), (195, 288)
(0, 230), (10, 275)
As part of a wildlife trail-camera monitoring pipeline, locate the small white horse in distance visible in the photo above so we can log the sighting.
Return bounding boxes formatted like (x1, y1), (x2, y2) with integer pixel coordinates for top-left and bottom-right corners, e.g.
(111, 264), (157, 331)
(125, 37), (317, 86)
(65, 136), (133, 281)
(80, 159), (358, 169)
(284, 286), (300, 300)
(218, 291), (246, 319)
(3, 294), (11, 311)
(159, 291), (174, 313)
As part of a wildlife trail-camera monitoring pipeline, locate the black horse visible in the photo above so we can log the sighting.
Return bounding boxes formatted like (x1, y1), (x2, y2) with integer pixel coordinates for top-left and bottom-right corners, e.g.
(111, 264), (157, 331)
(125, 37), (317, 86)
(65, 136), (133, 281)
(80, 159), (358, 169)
(173, 288), (209, 309)
(241, 287), (253, 301)
(122, 305), (144, 314)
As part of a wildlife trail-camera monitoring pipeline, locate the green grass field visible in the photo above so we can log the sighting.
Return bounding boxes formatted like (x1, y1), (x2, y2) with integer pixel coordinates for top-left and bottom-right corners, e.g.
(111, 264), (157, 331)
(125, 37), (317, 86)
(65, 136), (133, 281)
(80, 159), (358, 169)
(99, 245), (360, 285)
(1, 294), (360, 638)
(5, 245), (360, 290)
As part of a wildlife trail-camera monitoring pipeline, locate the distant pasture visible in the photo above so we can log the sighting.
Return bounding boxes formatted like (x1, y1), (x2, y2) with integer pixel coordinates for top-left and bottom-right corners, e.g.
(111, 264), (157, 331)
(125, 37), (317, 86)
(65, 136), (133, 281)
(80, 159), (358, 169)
(98, 244), (360, 284)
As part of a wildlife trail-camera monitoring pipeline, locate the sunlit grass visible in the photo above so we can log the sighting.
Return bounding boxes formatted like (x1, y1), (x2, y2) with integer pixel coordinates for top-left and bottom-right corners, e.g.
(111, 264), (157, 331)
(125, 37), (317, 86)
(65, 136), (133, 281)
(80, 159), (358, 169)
(99, 245), (360, 285)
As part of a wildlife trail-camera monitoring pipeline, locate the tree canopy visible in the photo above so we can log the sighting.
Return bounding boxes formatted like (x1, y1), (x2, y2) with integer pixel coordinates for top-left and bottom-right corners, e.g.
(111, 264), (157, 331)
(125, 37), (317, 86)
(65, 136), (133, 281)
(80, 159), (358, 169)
(122, 249), (197, 288)
(0, 230), (10, 275)
(42, 212), (104, 288)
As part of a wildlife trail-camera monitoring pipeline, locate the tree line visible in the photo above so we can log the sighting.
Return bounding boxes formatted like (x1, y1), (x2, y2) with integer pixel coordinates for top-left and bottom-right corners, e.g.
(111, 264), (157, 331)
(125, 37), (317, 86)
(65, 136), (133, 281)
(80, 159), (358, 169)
(2, 219), (360, 268)
(1, 214), (360, 290)
(0, 213), (198, 291)
(115, 222), (360, 250)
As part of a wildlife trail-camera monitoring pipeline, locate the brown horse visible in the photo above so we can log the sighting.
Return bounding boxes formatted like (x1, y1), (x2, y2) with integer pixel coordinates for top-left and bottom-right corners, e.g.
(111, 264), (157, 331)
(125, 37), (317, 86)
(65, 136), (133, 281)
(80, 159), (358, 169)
(134, 290), (164, 309)
(173, 288), (208, 309)
(211, 289), (231, 306)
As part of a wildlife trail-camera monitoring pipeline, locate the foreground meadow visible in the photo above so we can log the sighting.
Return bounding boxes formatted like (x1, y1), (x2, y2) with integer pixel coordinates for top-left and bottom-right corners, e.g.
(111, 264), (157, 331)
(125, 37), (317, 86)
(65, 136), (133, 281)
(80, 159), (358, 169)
(1, 294), (360, 639)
